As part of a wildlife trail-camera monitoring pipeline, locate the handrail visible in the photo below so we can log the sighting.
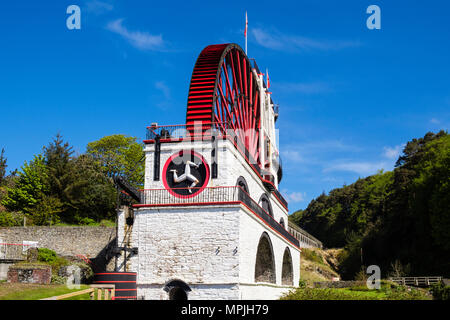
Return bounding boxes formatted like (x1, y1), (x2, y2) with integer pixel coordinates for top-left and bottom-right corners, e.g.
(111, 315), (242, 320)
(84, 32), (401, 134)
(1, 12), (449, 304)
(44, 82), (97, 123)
(40, 284), (115, 300)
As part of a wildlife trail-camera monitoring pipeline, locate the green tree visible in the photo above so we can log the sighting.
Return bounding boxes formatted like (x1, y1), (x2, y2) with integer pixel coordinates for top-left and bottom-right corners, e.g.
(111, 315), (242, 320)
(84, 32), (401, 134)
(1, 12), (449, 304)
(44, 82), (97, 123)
(43, 134), (75, 203)
(63, 154), (116, 224)
(293, 131), (450, 279)
(2, 154), (49, 215)
(0, 148), (6, 185)
(86, 134), (144, 188)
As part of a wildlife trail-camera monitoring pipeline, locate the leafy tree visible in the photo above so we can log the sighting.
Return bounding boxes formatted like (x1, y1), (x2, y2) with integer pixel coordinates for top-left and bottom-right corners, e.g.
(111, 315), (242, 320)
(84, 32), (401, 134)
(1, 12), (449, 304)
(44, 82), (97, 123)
(2, 134), (118, 225)
(62, 154), (116, 224)
(0, 148), (6, 185)
(43, 134), (75, 204)
(41, 135), (117, 224)
(27, 195), (63, 225)
(86, 134), (144, 188)
(293, 131), (450, 279)
(1, 154), (49, 215)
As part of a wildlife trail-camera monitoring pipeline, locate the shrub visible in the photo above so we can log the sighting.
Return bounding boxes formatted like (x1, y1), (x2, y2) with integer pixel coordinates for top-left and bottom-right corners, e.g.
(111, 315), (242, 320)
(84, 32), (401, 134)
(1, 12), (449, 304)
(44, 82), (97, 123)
(77, 217), (96, 225)
(0, 211), (22, 226)
(280, 287), (374, 300)
(385, 285), (430, 300)
(37, 248), (58, 263)
(51, 274), (67, 284)
(37, 248), (70, 277)
(430, 282), (450, 300)
(302, 249), (324, 265)
(298, 279), (307, 289)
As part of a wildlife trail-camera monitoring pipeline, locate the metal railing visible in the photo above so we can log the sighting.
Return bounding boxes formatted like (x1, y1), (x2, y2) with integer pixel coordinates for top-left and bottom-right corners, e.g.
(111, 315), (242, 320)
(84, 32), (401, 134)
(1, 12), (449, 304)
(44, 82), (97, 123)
(138, 186), (299, 247)
(146, 122), (232, 141)
(0, 243), (33, 261)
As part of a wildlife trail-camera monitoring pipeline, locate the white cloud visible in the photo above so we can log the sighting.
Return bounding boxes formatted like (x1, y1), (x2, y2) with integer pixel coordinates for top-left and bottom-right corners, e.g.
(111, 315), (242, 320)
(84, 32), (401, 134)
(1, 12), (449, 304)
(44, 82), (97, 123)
(252, 28), (361, 52)
(430, 118), (441, 124)
(106, 19), (164, 51)
(276, 81), (332, 94)
(383, 144), (404, 160)
(155, 81), (170, 99)
(282, 190), (306, 203)
(85, 0), (113, 14)
(280, 150), (303, 163)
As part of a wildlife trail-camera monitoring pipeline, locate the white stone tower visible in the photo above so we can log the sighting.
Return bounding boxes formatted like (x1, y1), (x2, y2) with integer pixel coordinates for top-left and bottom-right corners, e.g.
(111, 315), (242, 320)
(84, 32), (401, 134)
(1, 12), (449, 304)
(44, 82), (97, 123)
(117, 43), (300, 300)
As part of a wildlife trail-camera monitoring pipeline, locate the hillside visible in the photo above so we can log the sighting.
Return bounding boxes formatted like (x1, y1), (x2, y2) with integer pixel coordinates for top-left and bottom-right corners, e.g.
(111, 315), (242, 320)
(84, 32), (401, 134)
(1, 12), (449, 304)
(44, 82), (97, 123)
(291, 131), (450, 280)
(300, 248), (341, 284)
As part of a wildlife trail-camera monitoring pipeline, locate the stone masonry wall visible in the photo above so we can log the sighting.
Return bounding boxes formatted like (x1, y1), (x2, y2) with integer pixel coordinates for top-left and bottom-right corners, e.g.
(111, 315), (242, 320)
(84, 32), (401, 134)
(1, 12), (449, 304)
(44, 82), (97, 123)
(0, 226), (117, 272)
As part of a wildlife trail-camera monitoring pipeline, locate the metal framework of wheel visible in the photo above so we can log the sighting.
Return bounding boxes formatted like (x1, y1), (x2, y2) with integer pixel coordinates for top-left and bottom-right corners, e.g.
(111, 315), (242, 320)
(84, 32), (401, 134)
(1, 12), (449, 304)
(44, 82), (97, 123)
(186, 43), (262, 167)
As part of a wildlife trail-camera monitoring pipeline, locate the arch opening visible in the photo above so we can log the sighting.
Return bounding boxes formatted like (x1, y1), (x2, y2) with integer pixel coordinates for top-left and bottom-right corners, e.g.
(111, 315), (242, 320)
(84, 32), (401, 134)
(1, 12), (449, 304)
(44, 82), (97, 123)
(258, 193), (273, 217)
(236, 176), (249, 193)
(281, 247), (294, 286)
(164, 279), (191, 300)
(254, 232), (276, 284)
(169, 287), (188, 300)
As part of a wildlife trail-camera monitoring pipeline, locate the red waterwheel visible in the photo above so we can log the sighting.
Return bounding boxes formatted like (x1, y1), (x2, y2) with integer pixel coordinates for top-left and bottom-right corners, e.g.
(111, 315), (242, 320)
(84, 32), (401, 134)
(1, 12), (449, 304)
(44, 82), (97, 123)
(186, 43), (262, 166)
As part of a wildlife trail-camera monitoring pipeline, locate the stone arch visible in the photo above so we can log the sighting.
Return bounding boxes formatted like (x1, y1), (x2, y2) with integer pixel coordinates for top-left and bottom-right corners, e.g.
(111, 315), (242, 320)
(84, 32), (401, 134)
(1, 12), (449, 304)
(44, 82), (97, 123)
(279, 217), (285, 228)
(163, 279), (191, 300)
(236, 176), (249, 193)
(258, 193), (273, 217)
(254, 232), (276, 284)
(281, 247), (294, 286)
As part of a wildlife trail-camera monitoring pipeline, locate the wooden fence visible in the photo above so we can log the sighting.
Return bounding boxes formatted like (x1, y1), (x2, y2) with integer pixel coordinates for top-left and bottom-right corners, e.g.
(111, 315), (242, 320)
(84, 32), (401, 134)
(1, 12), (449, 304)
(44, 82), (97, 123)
(389, 277), (442, 287)
(40, 284), (115, 300)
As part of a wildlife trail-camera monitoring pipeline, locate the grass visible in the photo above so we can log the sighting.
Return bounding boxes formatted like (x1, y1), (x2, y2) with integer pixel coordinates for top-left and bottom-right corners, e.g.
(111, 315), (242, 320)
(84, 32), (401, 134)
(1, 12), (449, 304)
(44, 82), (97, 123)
(280, 282), (432, 300)
(0, 283), (93, 300)
(53, 219), (115, 227)
(301, 248), (325, 265)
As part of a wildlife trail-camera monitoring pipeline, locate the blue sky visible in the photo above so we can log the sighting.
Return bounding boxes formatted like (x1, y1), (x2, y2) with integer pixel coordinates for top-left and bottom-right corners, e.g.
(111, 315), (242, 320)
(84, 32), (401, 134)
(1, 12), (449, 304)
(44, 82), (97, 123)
(0, 1), (449, 212)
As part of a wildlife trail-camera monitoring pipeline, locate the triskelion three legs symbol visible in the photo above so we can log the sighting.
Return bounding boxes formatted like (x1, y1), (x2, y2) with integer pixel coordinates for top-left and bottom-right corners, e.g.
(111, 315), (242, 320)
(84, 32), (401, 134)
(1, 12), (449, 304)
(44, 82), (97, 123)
(170, 160), (200, 193)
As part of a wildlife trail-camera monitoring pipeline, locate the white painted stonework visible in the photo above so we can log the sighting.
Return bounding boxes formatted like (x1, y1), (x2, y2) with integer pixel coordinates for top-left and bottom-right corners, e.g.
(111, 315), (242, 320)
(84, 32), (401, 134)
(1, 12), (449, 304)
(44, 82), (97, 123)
(117, 135), (301, 300)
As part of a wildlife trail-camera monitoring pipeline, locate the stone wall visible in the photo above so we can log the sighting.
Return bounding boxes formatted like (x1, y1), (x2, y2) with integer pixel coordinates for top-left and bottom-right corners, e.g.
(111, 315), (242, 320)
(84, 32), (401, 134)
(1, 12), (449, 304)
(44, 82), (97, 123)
(0, 226), (117, 274)
(118, 202), (300, 300)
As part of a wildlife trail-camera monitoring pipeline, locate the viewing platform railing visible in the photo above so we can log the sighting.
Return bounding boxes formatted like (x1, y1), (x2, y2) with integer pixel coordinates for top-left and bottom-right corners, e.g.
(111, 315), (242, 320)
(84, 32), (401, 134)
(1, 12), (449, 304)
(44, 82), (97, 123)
(145, 122), (231, 141)
(135, 186), (299, 248)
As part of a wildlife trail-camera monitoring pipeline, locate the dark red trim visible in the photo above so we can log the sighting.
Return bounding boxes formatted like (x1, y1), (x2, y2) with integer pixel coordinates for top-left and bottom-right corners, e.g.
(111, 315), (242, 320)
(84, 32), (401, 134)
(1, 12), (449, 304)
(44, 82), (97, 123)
(133, 200), (299, 250)
(239, 202), (300, 249)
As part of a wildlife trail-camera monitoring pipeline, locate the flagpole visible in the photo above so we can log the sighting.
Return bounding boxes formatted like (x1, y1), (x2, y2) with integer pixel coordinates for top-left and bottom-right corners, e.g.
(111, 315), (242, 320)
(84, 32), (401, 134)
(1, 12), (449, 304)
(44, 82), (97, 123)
(245, 11), (248, 55)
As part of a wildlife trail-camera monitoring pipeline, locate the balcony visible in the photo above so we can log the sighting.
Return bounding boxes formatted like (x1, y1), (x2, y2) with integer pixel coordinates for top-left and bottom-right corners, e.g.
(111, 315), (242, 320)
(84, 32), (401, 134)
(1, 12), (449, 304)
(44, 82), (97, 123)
(135, 186), (299, 248)
(145, 122), (231, 142)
